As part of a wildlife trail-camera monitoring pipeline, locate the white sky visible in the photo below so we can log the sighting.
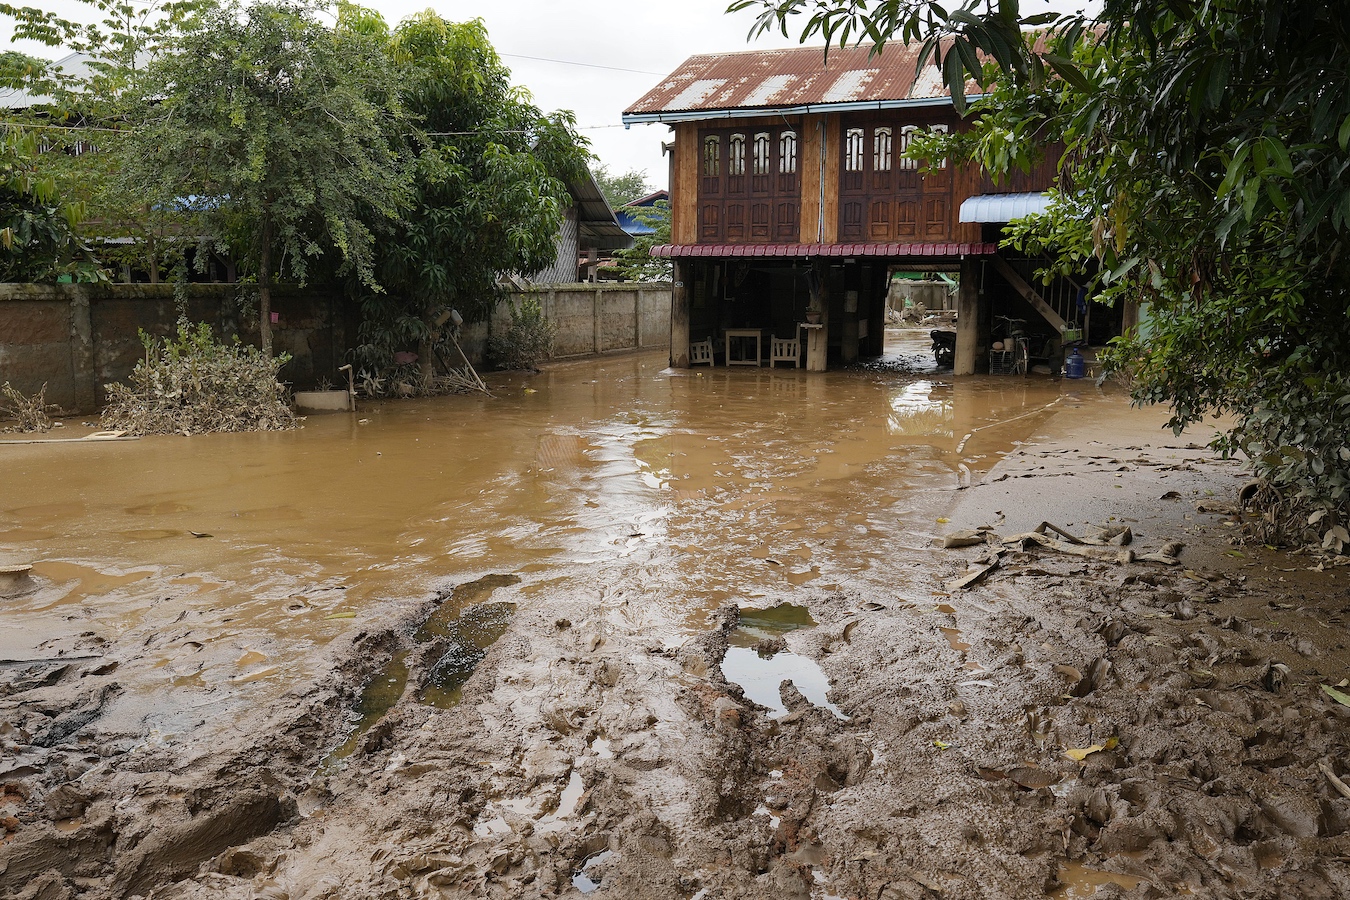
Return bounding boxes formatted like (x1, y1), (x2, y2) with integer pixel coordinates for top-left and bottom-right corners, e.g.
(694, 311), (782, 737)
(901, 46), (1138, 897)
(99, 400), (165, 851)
(3, 0), (1099, 193)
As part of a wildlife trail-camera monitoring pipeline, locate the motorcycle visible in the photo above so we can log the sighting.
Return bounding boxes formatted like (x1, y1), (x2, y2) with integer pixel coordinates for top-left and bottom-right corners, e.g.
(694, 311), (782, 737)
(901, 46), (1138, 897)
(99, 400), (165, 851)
(930, 329), (956, 368)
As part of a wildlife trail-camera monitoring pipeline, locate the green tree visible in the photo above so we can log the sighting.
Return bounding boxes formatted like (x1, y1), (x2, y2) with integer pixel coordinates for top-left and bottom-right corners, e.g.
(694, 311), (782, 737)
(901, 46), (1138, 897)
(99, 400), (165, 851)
(592, 163), (652, 207)
(734, 0), (1350, 548)
(124, 0), (410, 353)
(353, 13), (589, 378)
(0, 126), (101, 282)
(1, 0), (214, 280)
(612, 200), (670, 282)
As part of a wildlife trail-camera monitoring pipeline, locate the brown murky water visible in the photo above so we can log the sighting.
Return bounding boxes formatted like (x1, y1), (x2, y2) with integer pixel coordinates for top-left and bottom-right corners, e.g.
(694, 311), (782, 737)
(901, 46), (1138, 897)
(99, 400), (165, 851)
(0, 330), (1118, 738)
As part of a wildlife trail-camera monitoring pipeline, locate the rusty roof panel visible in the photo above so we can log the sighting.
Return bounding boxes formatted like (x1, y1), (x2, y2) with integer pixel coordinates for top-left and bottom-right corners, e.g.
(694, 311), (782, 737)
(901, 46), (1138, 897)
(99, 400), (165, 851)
(625, 44), (978, 117)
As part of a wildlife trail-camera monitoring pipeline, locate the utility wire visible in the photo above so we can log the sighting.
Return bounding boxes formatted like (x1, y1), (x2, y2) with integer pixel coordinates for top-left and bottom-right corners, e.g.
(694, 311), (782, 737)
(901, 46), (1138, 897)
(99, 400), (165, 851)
(500, 52), (666, 77)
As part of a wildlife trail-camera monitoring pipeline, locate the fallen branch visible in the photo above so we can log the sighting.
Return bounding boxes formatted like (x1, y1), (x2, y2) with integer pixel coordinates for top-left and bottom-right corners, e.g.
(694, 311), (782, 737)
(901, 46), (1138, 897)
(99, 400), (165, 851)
(1321, 761), (1350, 800)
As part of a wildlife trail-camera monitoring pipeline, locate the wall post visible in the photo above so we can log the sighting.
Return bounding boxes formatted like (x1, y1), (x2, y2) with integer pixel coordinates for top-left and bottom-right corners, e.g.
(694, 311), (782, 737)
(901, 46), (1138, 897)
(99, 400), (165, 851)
(635, 289), (643, 349)
(69, 286), (97, 413)
(593, 288), (602, 354)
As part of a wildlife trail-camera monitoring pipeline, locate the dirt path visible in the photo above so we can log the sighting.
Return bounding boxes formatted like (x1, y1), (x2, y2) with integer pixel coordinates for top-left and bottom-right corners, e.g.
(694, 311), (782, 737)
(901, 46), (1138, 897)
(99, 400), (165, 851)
(3, 392), (1349, 900)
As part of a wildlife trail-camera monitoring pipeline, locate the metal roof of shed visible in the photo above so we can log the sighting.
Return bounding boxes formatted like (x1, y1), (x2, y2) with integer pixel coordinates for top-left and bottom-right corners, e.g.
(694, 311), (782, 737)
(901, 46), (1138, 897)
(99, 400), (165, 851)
(958, 192), (1052, 223)
(623, 44), (981, 124)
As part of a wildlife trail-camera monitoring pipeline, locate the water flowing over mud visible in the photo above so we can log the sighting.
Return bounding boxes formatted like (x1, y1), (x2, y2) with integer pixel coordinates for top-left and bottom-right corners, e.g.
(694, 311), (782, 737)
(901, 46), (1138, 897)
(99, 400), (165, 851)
(2, 332), (1348, 899)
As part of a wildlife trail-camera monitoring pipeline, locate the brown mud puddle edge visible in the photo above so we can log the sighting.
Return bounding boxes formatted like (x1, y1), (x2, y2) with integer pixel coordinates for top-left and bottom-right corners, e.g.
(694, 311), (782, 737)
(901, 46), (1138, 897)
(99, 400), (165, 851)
(722, 603), (847, 721)
(321, 574), (520, 770)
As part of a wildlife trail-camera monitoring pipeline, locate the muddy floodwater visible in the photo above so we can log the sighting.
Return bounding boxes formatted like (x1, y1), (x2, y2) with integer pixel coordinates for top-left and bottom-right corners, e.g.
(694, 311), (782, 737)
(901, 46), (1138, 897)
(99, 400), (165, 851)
(4, 331), (1349, 900)
(1, 337), (1078, 736)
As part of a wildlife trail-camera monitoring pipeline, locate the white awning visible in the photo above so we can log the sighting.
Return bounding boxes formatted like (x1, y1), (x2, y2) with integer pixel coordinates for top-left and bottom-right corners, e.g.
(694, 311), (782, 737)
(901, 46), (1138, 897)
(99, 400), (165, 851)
(958, 192), (1052, 223)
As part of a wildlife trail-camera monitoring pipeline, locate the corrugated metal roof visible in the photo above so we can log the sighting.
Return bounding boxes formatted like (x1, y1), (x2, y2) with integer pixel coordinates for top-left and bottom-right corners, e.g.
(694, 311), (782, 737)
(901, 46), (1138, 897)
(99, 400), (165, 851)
(651, 242), (995, 259)
(958, 192), (1051, 223)
(624, 44), (980, 121)
(568, 169), (633, 250)
(1, 51), (90, 110)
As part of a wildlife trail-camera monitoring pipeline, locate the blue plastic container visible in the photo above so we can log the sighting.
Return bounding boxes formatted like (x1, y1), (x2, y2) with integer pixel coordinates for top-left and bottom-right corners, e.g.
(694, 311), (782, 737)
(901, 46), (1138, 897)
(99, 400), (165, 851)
(1065, 347), (1086, 379)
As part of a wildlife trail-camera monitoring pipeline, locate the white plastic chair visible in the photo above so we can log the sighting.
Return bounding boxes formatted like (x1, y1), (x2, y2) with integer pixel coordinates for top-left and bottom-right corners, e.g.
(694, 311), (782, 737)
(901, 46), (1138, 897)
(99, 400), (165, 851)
(770, 331), (801, 368)
(689, 338), (714, 366)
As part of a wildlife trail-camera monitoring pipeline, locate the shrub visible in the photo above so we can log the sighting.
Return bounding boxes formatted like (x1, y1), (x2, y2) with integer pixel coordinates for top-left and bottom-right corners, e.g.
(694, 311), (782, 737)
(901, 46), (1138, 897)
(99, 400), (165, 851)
(101, 322), (297, 435)
(487, 297), (555, 371)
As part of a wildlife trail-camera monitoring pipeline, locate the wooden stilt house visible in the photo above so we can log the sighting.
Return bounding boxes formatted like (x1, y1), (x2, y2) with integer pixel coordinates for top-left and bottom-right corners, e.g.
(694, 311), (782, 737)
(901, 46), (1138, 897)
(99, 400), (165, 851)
(623, 45), (1127, 373)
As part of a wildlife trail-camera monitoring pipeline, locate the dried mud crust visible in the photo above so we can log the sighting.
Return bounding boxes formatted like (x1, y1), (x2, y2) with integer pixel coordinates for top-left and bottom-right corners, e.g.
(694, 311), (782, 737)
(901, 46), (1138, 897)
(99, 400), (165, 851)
(4, 458), (1350, 898)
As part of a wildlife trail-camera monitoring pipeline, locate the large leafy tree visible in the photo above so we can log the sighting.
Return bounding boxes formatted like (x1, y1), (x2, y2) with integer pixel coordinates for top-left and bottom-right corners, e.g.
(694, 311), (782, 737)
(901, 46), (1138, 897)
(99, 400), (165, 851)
(733, 0), (1350, 548)
(0, 125), (101, 282)
(2, 0), (214, 280)
(353, 13), (589, 377)
(592, 163), (652, 207)
(124, 0), (410, 353)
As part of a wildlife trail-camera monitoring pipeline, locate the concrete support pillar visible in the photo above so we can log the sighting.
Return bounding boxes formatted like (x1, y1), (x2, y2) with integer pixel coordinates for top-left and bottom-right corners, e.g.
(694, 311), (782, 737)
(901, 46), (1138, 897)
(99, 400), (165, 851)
(670, 259), (690, 368)
(70, 286), (97, 413)
(955, 256), (981, 376)
(806, 264), (829, 373)
(840, 289), (859, 364)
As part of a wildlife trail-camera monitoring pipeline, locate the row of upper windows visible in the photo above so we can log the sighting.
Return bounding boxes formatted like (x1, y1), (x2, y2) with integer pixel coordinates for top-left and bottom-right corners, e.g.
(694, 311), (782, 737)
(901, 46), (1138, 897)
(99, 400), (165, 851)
(845, 125), (949, 172)
(702, 131), (797, 178)
(701, 125), (950, 178)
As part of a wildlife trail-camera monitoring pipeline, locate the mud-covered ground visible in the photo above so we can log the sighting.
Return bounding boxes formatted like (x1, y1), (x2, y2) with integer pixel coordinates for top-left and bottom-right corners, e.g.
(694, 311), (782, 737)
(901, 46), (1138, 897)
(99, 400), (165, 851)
(3, 357), (1349, 899)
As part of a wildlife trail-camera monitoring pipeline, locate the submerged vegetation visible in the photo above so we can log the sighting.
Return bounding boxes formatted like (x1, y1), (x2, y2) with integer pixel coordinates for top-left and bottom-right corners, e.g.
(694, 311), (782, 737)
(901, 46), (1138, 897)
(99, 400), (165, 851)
(101, 322), (296, 435)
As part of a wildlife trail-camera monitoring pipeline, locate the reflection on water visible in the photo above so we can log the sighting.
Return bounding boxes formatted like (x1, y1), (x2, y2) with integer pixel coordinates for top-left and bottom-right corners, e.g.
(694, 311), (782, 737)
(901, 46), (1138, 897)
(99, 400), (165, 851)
(0, 339), (1106, 732)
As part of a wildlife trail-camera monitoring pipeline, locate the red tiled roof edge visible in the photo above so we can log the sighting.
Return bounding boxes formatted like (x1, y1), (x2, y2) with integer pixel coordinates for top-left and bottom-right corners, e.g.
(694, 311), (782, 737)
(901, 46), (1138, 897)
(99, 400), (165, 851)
(650, 242), (996, 258)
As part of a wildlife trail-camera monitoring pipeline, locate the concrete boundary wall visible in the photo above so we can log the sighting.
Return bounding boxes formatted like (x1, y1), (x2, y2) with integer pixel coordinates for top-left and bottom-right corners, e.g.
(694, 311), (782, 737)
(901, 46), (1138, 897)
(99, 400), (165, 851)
(459, 283), (672, 365)
(0, 282), (671, 415)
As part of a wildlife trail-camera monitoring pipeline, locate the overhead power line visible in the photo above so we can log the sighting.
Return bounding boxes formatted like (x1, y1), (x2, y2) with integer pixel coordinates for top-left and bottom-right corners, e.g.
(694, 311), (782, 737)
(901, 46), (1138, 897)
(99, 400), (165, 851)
(500, 53), (666, 77)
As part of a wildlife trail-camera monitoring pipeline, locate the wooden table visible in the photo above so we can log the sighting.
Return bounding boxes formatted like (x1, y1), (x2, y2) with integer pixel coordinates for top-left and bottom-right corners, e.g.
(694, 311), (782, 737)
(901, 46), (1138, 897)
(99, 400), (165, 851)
(724, 328), (765, 366)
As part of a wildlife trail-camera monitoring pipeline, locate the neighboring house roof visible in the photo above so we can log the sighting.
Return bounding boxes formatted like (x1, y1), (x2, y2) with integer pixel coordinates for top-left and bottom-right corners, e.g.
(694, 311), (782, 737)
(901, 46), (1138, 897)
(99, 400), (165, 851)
(623, 189), (668, 207)
(958, 192), (1052, 223)
(623, 44), (981, 124)
(615, 189), (668, 237)
(568, 168), (633, 250)
(1, 50), (136, 110)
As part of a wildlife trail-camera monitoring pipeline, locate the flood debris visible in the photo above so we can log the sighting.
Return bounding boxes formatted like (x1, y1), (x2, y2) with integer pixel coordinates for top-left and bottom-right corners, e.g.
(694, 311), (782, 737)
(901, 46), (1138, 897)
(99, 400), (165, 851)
(100, 322), (297, 436)
(0, 381), (54, 432)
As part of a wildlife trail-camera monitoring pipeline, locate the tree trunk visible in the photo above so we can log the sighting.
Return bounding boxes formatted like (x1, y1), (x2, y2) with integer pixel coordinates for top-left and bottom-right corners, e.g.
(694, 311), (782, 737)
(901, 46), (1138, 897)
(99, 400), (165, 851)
(418, 301), (435, 381)
(259, 213), (273, 356)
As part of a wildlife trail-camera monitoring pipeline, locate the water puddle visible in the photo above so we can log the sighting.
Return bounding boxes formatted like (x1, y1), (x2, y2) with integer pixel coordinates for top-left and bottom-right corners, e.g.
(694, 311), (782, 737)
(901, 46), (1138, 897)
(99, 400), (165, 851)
(572, 849), (616, 894)
(940, 626), (971, 653)
(322, 653), (410, 769)
(722, 604), (847, 720)
(554, 770), (584, 818)
(321, 574), (519, 770)
(23, 561), (155, 611)
(729, 602), (816, 647)
(1049, 861), (1145, 898)
(940, 624), (985, 671)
